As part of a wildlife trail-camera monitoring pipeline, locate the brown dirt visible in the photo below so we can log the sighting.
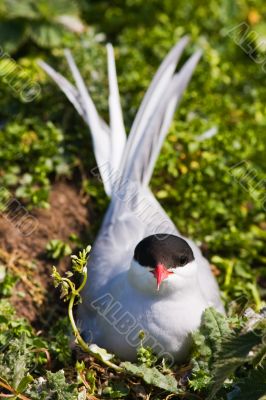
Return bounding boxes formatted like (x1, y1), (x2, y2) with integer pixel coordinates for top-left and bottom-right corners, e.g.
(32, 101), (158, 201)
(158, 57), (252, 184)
(0, 181), (91, 327)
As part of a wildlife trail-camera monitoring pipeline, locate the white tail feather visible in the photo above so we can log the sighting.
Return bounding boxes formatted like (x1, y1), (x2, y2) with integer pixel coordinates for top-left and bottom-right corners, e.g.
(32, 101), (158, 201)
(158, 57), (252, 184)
(119, 36), (190, 182)
(106, 44), (127, 187)
(39, 37), (202, 199)
(38, 60), (86, 119)
(64, 50), (112, 195)
(142, 50), (202, 186)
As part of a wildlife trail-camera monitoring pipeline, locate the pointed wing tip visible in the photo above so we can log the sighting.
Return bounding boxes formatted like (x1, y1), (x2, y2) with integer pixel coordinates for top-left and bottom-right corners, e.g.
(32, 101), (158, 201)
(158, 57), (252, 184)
(190, 49), (203, 70)
(173, 35), (190, 50)
(37, 60), (52, 74)
(180, 34), (190, 44)
(64, 48), (73, 62)
(106, 43), (114, 62)
(170, 35), (189, 53)
(194, 48), (203, 60)
(37, 60), (43, 68)
(106, 43), (114, 51)
(37, 59), (47, 68)
(184, 48), (203, 71)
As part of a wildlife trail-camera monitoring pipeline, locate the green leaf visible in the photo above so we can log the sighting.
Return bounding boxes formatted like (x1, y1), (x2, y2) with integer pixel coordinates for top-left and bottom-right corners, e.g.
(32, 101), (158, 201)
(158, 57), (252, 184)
(137, 345), (158, 367)
(26, 370), (78, 400)
(46, 239), (72, 260)
(36, 0), (79, 19)
(88, 343), (115, 362)
(0, 21), (27, 53)
(4, 0), (39, 19)
(30, 21), (64, 48)
(208, 330), (263, 399)
(234, 366), (266, 400)
(103, 382), (130, 398)
(51, 266), (63, 287)
(192, 307), (230, 359)
(122, 362), (181, 394)
(16, 374), (34, 393)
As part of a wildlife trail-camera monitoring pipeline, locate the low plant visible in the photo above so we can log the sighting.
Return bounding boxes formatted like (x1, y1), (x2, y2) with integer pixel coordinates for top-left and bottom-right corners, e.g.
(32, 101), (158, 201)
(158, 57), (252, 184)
(46, 239), (72, 260)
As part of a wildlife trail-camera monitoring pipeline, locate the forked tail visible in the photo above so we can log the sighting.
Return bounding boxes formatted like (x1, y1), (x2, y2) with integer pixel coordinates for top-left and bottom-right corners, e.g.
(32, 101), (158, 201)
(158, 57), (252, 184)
(39, 37), (201, 197)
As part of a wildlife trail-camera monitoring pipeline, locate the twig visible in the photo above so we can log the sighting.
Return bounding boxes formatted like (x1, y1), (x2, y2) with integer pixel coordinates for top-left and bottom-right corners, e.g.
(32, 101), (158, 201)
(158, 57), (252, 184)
(0, 380), (31, 400)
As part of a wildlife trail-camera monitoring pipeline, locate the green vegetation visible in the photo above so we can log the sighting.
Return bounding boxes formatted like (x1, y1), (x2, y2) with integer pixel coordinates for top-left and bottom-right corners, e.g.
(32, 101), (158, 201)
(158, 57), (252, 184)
(0, 0), (265, 398)
(46, 239), (72, 260)
(0, 118), (68, 208)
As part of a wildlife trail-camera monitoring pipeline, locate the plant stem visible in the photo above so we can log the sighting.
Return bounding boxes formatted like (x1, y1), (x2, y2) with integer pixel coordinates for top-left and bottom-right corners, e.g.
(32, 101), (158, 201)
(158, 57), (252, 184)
(67, 279), (123, 372)
(247, 281), (262, 311)
(0, 380), (31, 400)
(77, 267), (88, 294)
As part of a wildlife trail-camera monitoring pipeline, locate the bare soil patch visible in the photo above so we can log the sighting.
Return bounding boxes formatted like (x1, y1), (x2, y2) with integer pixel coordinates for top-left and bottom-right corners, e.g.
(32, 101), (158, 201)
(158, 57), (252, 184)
(0, 181), (91, 327)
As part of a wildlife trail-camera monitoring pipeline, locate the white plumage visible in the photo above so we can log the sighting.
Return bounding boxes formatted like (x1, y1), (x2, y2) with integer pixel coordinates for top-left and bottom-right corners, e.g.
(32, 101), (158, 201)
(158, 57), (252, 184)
(40, 38), (224, 363)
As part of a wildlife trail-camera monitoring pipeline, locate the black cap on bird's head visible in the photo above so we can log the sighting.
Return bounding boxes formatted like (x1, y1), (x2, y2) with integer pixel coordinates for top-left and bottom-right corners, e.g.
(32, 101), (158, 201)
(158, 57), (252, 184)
(134, 234), (195, 289)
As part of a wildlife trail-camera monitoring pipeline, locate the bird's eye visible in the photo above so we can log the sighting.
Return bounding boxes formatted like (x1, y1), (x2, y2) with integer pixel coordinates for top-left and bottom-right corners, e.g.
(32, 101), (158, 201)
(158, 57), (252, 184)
(179, 255), (188, 266)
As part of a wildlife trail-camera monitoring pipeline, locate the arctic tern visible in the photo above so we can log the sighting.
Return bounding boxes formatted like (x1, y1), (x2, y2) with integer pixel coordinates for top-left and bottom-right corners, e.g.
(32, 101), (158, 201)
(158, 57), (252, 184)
(40, 36), (224, 363)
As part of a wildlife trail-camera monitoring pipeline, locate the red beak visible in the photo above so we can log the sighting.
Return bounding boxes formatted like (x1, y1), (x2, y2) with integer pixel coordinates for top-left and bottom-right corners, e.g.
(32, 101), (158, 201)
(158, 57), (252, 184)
(153, 263), (173, 290)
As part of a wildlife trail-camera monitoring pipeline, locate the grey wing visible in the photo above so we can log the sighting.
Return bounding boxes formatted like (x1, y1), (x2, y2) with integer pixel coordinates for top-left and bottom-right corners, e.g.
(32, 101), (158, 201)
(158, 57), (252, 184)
(198, 256), (225, 313)
(187, 239), (225, 313)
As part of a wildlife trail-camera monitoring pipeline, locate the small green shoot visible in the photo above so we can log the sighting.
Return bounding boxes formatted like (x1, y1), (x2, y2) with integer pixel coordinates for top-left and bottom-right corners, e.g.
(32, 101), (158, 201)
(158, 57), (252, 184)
(51, 245), (122, 371)
(46, 239), (72, 260)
